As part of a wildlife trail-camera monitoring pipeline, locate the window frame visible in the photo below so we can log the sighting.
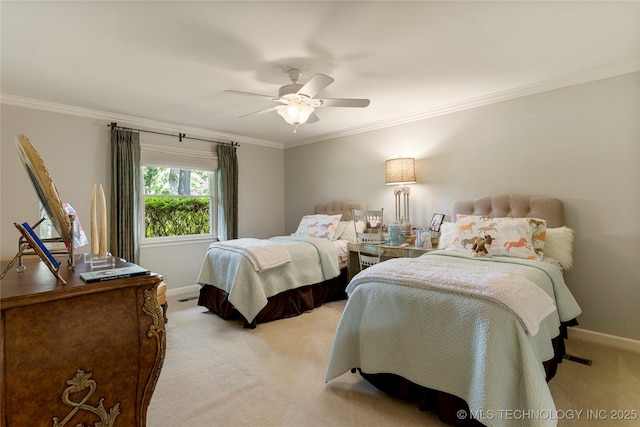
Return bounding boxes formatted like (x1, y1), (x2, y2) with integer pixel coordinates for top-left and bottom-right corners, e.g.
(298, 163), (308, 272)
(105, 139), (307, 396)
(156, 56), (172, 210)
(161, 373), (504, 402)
(139, 145), (218, 246)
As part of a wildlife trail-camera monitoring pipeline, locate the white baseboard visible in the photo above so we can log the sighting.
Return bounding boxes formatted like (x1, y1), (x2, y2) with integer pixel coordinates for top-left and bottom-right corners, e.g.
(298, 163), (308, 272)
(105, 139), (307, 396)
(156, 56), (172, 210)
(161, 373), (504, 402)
(166, 284), (201, 298)
(568, 327), (640, 354)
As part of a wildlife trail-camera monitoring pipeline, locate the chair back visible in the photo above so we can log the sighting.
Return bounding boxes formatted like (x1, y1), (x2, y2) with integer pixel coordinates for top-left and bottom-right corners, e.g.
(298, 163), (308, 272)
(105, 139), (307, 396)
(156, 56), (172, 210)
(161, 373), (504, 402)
(352, 209), (384, 271)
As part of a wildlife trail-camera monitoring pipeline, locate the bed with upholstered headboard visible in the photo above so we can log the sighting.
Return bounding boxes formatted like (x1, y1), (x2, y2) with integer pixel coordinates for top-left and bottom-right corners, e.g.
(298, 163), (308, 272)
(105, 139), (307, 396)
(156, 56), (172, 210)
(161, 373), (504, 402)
(197, 199), (367, 328)
(326, 194), (581, 427)
(452, 194), (565, 227)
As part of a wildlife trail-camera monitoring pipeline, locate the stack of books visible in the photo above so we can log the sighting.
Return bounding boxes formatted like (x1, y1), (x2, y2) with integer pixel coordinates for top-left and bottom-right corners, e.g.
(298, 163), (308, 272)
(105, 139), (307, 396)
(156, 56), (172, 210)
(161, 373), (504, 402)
(80, 263), (150, 283)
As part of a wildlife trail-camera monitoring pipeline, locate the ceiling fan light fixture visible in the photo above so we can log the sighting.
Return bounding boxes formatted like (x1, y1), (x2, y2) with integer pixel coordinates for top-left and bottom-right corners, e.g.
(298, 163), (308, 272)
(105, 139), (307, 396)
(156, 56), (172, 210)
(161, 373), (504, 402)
(277, 101), (314, 125)
(227, 68), (370, 131)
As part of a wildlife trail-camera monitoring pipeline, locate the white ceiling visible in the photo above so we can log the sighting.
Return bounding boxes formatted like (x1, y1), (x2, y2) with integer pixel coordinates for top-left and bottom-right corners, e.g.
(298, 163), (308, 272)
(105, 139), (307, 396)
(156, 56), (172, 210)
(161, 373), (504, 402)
(1, 1), (638, 148)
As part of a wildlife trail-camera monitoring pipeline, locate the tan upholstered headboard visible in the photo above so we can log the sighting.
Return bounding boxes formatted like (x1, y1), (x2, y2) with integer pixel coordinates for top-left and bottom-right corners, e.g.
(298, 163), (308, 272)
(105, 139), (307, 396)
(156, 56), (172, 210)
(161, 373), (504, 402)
(452, 194), (565, 228)
(314, 199), (368, 221)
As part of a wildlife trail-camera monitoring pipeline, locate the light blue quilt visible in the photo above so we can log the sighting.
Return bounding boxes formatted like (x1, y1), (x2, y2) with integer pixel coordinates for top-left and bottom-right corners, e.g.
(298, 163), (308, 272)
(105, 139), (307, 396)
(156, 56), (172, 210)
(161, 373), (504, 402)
(197, 236), (340, 323)
(325, 251), (582, 427)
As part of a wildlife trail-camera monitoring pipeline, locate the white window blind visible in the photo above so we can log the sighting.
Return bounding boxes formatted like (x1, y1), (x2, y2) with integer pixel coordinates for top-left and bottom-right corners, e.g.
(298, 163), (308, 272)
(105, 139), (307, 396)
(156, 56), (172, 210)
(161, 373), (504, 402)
(140, 144), (218, 171)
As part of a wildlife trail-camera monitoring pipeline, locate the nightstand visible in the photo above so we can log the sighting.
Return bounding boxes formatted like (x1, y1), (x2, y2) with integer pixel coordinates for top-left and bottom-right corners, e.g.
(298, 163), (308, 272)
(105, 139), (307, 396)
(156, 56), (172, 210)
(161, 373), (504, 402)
(347, 242), (437, 281)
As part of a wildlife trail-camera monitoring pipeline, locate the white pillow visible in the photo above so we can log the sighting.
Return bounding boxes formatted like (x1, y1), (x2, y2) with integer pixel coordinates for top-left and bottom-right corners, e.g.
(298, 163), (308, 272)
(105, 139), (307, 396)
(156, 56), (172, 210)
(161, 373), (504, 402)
(543, 226), (574, 269)
(293, 214), (342, 240)
(438, 222), (456, 249)
(334, 220), (358, 243)
(334, 220), (348, 239)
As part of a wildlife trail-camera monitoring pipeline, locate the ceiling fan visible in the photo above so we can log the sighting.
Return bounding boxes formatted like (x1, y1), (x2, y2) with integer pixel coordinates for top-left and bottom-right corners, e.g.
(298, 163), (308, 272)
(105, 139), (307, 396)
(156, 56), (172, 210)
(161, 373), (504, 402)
(225, 69), (370, 131)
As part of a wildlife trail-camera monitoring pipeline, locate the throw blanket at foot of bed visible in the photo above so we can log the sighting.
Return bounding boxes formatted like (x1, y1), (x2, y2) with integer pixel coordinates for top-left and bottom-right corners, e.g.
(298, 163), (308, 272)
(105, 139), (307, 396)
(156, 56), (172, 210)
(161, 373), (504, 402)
(208, 238), (291, 272)
(197, 236), (340, 323)
(346, 256), (555, 336)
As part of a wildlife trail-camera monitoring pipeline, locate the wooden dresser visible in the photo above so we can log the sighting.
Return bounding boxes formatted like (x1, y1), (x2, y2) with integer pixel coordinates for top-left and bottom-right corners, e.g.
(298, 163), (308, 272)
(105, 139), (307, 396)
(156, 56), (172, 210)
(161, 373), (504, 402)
(0, 257), (165, 427)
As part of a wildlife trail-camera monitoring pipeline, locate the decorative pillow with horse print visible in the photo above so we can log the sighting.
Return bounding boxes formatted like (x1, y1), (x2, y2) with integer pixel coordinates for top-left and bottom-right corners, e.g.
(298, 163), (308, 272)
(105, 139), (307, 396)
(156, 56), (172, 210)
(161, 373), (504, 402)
(448, 215), (546, 260)
(293, 214), (343, 240)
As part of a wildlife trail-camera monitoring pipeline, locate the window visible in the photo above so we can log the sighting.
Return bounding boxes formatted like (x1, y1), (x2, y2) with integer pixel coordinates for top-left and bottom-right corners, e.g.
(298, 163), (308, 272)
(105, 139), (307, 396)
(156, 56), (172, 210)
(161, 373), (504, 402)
(141, 145), (218, 243)
(142, 166), (215, 239)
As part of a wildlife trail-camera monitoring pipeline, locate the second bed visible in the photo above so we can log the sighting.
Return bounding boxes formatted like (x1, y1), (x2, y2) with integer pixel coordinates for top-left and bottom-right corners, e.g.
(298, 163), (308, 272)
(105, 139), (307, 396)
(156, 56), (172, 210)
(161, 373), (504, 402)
(197, 199), (367, 328)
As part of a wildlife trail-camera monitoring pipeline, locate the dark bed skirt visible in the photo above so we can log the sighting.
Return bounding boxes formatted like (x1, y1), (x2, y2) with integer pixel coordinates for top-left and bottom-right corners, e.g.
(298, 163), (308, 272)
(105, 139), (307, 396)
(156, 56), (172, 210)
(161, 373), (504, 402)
(198, 267), (348, 328)
(358, 321), (577, 427)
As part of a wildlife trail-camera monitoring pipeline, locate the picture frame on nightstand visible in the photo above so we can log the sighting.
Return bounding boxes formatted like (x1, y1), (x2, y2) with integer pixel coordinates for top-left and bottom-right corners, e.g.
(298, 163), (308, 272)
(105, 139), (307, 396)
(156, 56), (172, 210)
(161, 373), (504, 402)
(429, 213), (445, 232)
(416, 229), (432, 248)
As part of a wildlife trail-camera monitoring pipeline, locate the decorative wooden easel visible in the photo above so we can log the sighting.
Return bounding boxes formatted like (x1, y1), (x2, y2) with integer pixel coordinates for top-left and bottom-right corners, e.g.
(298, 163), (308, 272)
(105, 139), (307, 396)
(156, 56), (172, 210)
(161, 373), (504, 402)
(0, 214), (75, 284)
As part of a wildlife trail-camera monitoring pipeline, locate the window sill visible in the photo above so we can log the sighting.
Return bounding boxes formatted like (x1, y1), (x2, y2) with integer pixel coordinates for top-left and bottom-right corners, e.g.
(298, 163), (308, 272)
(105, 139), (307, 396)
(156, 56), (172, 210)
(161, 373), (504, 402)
(140, 235), (217, 249)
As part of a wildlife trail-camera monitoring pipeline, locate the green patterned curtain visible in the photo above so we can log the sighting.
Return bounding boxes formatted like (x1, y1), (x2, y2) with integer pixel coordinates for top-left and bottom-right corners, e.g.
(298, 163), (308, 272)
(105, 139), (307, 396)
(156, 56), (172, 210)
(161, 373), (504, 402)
(217, 143), (238, 241)
(110, 128), (141, 263)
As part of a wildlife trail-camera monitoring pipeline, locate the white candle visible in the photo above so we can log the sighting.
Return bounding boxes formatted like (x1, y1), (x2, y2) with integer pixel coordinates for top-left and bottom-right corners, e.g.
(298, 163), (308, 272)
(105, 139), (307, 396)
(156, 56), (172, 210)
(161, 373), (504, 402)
(98, 184), (107, 258)
(90, 184), (98, 255)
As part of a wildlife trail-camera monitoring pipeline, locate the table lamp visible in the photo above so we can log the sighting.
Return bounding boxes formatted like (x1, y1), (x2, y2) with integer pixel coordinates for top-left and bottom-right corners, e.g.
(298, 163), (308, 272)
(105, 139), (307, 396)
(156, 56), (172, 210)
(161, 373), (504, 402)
(385, 157), (416, 234)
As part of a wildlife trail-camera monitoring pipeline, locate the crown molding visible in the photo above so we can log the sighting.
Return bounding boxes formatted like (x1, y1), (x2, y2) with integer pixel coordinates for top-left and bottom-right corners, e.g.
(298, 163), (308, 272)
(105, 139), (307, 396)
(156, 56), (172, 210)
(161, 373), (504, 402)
(3, 61), (638, 150)
(0, 94), (284, 150)
(290, 61), (640, 148)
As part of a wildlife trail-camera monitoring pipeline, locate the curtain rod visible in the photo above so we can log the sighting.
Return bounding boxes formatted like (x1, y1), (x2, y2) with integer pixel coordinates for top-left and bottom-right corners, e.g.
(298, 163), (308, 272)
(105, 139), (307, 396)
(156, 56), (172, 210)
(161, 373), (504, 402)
(108, 123), (239, 147)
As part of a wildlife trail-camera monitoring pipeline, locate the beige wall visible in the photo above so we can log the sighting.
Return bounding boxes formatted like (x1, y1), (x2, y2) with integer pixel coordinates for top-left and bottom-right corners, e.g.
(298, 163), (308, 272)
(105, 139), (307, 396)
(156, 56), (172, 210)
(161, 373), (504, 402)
(2, 72), (638, 341)
(285, 72), (640, 341)
(0, 104), (285, 291)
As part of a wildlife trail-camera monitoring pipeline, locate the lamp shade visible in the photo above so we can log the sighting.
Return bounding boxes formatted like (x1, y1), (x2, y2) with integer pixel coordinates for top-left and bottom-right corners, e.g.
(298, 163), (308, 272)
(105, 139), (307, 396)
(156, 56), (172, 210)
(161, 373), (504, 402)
(277, 102), (314, 125)
(385, 157), (416, 185)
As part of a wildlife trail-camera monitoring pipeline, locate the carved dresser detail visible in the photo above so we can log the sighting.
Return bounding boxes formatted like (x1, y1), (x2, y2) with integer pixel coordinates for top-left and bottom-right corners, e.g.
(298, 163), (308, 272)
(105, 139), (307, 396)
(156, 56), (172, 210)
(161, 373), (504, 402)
(0, 257), (165, 427)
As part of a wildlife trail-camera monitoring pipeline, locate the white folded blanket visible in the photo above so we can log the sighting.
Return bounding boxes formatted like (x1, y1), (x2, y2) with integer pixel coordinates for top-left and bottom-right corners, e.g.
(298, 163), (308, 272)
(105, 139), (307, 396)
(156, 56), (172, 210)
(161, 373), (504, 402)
(347, 257), (556, 335)
(209, 238), (291, 272)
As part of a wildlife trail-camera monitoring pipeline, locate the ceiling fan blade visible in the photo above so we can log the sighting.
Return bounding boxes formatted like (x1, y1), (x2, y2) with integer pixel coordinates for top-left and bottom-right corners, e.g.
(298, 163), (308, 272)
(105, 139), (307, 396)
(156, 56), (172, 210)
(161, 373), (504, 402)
(238, 106), (278, 118)
(306, 112), (320, 124)
(297, 74), (334, 99)
(225, 90), (276, 101)
(317, 98), (370, 108)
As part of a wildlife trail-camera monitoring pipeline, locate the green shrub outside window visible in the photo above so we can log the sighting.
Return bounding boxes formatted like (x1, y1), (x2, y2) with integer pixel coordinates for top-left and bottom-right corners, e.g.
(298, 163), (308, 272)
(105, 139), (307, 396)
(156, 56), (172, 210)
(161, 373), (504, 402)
(143, 166), (213, 238)
(145, 196), (210, 237)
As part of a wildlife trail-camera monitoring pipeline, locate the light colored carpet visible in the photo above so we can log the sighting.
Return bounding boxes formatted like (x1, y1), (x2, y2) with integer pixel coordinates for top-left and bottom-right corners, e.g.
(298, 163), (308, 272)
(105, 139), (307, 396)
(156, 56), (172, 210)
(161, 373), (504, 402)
(148, 294), (640, 427)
